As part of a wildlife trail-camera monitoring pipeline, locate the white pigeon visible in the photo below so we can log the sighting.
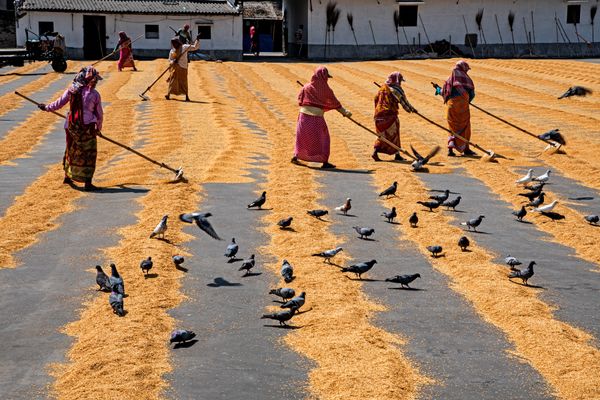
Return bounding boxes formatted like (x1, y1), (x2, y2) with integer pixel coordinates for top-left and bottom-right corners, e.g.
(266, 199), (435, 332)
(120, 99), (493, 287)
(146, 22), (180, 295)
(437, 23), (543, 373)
(533, 200), (558, 213)
(515, 169), (533, 184)
(532, 170), (551, 183)
(335, 198), (352, 215)
(150, 215), (168, 239)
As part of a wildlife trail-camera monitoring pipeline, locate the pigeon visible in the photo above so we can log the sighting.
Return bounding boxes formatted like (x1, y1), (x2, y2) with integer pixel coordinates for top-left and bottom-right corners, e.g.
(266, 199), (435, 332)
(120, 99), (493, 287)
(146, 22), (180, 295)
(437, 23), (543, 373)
(335, 198), (352, 215)
(533, 200), (558, 213)
(95, 265), (111, 292)
(172, 255), (185, 267)
(518, 186), (544, 201)
(409, 212), (418, 227)
(584, 215), (599, 225)
(527, 192), (546, 208)
(512, 206), (527, 221)
(532, 170), (551, 183)
(280, 292), (306, 311)
(508, 261), (535, 285)
(524, 182), (545, 192)
(170, 329), (196, 344)
(410, 144), (440, 171)
(261, 309), (295, 326)
(224, 238), (239, 260)
(442, 196), (462, 211)
(381, 207), (397, 223)
(461, 215), (485, 231)
(505, 255), (522, 270)
(312, 247), (343, 263)
(538, 129), (566, 145)
(379, 181), (398, 198)
(386, 273), (421, 288)
(109, 290), (124, 317)
(458, 236), (470, 251)
(179, 212), (221, 240)
(149, 215), (168, 239)
(238, 254), (256, 276)
(248, 191), (266, 209)
(277, 216), (293, 229)
(353, 226), (375, 239)
(269, 287), (296, 302)
(307, 209), (328, 219)
(417, 200), (440, 212)
(281, 259), (294, 283)
(109, 263), (124, 295)
(429, 189), (450, 203)
(515, 169), (534, 184)
(426, 245), (443, 257)
(558, 86), (592, 99)
(140, 257), (153, 275)
(341, 259), (377, 279)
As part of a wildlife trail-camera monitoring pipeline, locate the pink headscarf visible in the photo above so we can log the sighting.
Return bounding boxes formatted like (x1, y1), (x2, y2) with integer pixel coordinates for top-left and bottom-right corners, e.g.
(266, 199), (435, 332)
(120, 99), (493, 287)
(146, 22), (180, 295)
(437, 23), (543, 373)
(298, 66), (341, 111)
(118, 31), (129, 46)
(385, 71), (405, 87)
(442, 60), (474, 103)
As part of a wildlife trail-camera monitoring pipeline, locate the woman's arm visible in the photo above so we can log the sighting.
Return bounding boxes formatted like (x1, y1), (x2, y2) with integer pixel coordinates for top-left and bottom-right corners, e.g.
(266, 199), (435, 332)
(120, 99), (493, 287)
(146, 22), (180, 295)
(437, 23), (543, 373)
(41, 88), (71, 111)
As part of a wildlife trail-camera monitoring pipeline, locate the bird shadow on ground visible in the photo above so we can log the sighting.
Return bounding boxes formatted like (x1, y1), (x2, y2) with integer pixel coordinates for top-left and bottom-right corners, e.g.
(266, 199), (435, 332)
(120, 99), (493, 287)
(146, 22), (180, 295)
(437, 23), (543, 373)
(263, 324), (302, 329)
(155, 237), (176, 245)
(412, 168), (432, 174)
(207, 277), (242, 287)
(509, 280), (545, 290)
(176, 265), (189, 273)
(357, 237), (377, 242)
(445, 209), (466, 213)
(242, 272), (263, 278)
(279, 227), (298, 232)
(388, 287), (425, 291)
(247, 208), (274, 211)
(227, 257), (243, 263)
(460, 249), (473, 253)
(516, 220), (533, 225)
(430, 189), (461, 194)
(466, 230), (491, 235)
(144, 273), (159, 279)
(540, 212), (566, 221)
(296, 307), (313, 315)
(173, 339), (199, 349)
(338, 213), (357, 217)
(429, 254), (445, 258)
(344, 276), (382, 282)
(385, 221), (401, 225)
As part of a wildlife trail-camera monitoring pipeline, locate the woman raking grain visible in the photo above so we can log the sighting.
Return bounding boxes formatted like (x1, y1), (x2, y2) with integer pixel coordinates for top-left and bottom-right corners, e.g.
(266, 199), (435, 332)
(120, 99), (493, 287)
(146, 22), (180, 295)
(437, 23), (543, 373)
(442, 60), (476, 157)
(115, 31), (137, 72)
(165, 36), (199, 102)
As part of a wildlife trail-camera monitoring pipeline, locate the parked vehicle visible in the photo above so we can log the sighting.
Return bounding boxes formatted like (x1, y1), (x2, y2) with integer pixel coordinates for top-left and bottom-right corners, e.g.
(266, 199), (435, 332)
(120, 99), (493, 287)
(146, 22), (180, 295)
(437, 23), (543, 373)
(0, 29), (67, 72)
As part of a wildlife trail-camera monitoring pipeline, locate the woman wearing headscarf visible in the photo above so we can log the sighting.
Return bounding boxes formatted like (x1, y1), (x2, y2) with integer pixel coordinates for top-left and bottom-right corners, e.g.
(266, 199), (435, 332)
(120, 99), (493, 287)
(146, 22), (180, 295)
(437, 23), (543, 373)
(115, 31), (137, 72)
(38, 66), (103, 191)
(372, 71), (416, 162)
(292, 66), (351, 169)
(249, 25), (259, 56)
(166, 35), (199, 101)
(442, 60), (476, 156)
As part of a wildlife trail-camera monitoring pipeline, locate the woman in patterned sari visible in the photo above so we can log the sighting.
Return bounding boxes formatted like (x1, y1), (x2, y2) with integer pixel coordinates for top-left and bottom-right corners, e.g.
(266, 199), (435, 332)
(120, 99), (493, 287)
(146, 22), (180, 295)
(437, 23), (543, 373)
(39, 66), (103, 191)
(292, 66), (352, 169)
(372, 71), (416, 161)
(442, 60), (476, 157)
(115, 31), (137, 72)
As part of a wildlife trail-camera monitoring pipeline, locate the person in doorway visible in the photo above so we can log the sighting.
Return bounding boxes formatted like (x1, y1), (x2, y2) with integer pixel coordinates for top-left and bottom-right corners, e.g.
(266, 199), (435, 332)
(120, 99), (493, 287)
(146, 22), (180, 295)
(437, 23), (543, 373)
(372, 71), (416, 162)
(165, 36), (199, 102)
(295, 25), (304, 57)
(38, 66), (104, 191)
(249, 25), (259, 56)
(442, 60), (476, 157)
(115, 31), (137, 71)
(292, 66), (352, 169)
(177, 24), (193, 44)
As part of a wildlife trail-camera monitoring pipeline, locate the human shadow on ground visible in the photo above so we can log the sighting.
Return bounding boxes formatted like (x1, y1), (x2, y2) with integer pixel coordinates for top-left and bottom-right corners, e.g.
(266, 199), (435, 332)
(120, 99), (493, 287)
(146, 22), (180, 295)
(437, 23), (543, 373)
(388, 287), (425, 291)
(206, 277), (242, 287)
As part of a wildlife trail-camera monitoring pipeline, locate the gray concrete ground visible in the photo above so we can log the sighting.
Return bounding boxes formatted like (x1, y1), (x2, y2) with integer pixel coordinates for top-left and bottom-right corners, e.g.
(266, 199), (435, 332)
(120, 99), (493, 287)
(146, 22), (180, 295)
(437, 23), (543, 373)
(419, 169), (600, 342)
(316, 168), (554, 400)
(0, 64), (53, 97)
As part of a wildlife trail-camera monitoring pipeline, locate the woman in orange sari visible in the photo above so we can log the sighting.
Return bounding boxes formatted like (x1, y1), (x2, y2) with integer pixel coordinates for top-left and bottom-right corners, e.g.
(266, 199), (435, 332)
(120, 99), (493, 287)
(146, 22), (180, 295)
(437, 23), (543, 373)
(442, 60), (476, 156)
(372, 71), (416, 161)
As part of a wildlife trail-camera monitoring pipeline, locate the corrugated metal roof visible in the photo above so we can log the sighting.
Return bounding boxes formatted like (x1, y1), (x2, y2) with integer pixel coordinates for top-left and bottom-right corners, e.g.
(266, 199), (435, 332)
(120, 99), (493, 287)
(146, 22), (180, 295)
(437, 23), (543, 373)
(19, 0), (240, 15)
(242, 1), (282, 20)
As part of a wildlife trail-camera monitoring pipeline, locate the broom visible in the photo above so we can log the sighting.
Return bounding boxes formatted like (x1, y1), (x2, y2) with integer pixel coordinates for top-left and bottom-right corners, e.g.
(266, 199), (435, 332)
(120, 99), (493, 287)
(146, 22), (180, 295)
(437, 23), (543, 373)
(347, 13), (360, 55)
(591, 5), (597, 43)
(476, 9), (487, 44)
(508, 11), (516, 56)
(331, 7), (340, 45)
(325, 2), (336, 58)
(393, 10), (401, 53)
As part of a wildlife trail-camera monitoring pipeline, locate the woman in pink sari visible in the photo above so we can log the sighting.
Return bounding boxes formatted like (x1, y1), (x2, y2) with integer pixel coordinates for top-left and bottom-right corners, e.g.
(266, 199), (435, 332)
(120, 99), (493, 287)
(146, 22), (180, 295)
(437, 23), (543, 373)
(115, 31), (137, 71)
(292, 66), (351, 169)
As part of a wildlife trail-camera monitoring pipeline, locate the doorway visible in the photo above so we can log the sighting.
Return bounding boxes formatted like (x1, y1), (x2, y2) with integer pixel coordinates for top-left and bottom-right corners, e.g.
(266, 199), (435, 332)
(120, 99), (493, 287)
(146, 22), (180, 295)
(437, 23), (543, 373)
(83, 15), (106, 59)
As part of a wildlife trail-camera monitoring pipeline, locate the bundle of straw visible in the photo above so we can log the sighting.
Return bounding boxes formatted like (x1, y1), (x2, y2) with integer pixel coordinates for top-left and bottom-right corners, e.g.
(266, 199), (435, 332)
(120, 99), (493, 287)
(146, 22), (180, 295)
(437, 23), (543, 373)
(508, 11), (516, 55)
(347, 12), (359, 52)
(476, 8), (487, 44)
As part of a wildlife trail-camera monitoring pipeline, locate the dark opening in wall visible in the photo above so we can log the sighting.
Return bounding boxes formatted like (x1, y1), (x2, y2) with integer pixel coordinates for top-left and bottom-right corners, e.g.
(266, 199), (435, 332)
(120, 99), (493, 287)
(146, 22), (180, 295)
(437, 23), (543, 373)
(398, 5), (418, 27)
(38, 21), (54, 35)
(197, 25), (211, 40)
(567, 4), (581, 24)
(145, 24), (159, 39)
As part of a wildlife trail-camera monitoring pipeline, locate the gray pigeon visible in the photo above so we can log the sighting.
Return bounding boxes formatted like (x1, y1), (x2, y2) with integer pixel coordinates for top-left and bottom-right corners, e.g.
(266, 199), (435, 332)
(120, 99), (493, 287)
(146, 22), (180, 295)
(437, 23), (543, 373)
(109, 263), (124, 295)
(261, 309), (295, 326)
(417, 200), (440, 212)
(224, 238), (239, 259)
(248, 191), (266, 209)
(109, 290), (124, 317)
(537, 129), (566, 145)
(307, 209), (328, 219)
(280, 292), (306, 311)
(461, 215), (485, 232)
(409, 212), (418, 227)
(269, 287), (296, 302)
(512, 206), (527, 221)
(312, 246), (343, 263)
(170, 329), (196, 344)
(238, 254), (256, 276)
(277, 216), (293, 229)
(430, 189), (450, 203)
(386, 273), (421, 288)
(442, 196), (461, 211)
(410, 145), (440, 171)
(149, 215), (168, 239)
(508, 261), (535, 285)
(584, 215), (599, 225)
(95, 265), (111, 292)
(172, 255), (185, 267)
(381, 207), (397, 223)
(558, 86), (592, 99)
(427, 245), (443, 257)
(179, 212), (221, 240)
(505, 255), (522, 270)
(524, 182), (545, 192)
(341, 259), (377, 279)
(458, 236), (470, 251)
(379, 181), (398, 198)
(281, 259), (294, 283)
(353, 226), (375, 239)
(140, 257), (153, 275)
(527, 192), (545, 208)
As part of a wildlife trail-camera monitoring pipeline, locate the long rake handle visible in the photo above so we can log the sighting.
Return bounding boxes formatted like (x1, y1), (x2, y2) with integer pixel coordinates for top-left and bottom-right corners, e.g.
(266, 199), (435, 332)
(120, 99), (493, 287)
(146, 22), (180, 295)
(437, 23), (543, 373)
(92, 33), (144, 66)
(140, 44), (194, 97)
(15, 91), (179, 173)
